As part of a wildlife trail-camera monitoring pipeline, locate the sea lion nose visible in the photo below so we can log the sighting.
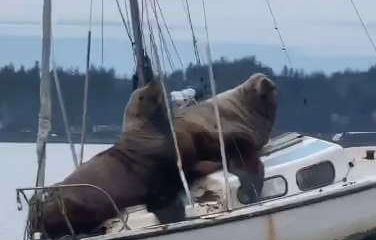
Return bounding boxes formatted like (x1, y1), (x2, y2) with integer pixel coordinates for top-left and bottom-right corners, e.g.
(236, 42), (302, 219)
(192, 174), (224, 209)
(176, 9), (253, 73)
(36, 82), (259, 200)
(258, 78), (276, 96)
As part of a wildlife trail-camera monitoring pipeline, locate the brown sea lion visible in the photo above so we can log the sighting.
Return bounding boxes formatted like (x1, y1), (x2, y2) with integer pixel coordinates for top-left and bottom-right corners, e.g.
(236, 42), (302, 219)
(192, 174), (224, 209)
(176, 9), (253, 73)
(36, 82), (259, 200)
(174, 73), (277, 200)
(29, 80), (184, 239)
(29, 73), (277, 238)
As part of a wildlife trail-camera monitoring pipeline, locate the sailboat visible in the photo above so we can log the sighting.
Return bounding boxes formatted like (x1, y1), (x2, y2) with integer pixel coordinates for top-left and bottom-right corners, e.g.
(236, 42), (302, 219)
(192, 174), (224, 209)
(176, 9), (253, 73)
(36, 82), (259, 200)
(16, 1), (376, 240)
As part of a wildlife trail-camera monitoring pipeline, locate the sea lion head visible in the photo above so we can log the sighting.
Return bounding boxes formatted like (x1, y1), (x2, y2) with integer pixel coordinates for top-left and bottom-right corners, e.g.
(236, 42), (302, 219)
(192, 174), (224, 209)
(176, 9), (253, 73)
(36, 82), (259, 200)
(123, 80), (168, 131)
(240, 73), (277, 121)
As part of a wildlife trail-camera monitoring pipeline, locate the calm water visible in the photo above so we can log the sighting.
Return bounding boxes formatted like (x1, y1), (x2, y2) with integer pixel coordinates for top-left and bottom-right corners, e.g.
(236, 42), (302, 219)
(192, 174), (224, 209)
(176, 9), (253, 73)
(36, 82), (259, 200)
(0, 143), (110, 239)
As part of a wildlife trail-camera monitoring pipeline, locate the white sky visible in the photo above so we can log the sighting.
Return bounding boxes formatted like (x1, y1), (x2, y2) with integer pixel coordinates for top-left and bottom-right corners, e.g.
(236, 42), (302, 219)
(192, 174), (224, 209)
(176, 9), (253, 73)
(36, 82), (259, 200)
(0, 0), (375, 72)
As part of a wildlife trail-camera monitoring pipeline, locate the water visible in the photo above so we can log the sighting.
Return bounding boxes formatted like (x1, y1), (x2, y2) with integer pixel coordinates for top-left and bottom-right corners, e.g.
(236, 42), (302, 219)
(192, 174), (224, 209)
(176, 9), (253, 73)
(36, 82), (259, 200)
(0, 142), (111, 240)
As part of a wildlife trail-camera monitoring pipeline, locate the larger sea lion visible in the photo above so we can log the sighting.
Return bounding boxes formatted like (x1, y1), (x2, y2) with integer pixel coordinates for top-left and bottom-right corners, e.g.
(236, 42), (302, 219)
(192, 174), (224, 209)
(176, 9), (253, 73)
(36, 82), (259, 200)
(121, 73), (277, 200)
(28, 80), (184, 239)
(174, 73), (277, 200)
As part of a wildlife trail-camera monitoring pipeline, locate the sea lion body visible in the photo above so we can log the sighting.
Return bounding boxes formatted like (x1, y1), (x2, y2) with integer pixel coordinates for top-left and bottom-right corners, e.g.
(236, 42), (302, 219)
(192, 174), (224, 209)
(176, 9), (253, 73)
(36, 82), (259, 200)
(30, 81), (182, 238)
(30, 74), (277, 238)
(175, 74), (277, 197)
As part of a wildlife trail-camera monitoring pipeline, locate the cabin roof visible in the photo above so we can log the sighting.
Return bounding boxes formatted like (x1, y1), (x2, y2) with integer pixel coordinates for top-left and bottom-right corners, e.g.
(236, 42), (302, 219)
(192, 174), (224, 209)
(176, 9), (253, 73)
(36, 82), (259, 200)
(263, 139), (335, 167)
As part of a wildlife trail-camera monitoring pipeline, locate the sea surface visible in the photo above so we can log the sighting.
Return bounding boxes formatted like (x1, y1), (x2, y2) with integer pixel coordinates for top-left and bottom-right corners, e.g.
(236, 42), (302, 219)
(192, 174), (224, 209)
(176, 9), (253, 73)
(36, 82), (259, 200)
(0, 142), (111, 240)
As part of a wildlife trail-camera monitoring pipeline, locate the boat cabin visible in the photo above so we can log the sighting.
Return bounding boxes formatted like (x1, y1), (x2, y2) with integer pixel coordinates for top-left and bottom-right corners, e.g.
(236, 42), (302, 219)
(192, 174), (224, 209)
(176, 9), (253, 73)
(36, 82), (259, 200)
(102, 133), (353, 233)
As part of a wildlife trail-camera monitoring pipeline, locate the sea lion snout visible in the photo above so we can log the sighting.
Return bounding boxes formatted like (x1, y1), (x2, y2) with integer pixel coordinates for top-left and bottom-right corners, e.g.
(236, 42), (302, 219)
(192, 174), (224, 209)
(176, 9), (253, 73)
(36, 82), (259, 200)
(242, 73), (277, 111)
(123, 80), (167, 131)
(251, 73), (276, 97)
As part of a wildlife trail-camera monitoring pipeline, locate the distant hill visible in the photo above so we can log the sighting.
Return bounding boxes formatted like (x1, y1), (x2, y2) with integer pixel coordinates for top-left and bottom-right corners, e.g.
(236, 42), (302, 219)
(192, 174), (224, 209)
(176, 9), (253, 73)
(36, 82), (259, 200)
(0, 56), (375, 142)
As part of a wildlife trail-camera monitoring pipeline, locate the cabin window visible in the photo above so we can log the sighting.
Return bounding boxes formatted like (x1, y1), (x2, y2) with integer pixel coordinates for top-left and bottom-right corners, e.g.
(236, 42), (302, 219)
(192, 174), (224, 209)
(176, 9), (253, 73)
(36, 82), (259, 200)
(261, 176), (288, 200)
(296, 161), (335, 191)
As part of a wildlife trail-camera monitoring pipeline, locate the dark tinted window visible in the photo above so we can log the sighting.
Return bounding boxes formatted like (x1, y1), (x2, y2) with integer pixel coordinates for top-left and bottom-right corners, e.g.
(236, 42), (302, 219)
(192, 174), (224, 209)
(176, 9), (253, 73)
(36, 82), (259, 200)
(296, 161), (335, 191)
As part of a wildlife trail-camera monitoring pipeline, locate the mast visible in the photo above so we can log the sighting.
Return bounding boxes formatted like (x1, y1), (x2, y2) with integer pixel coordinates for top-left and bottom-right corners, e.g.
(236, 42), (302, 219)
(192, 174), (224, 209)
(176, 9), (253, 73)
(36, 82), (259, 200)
(35, 0), (52, 188)
(129, 0), (147, 86)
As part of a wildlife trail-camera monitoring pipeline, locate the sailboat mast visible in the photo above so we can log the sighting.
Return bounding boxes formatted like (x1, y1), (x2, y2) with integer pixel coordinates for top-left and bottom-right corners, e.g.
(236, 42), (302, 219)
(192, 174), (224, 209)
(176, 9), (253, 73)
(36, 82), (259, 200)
(35, 0), (52, 188)
(129, 0), (147, 86)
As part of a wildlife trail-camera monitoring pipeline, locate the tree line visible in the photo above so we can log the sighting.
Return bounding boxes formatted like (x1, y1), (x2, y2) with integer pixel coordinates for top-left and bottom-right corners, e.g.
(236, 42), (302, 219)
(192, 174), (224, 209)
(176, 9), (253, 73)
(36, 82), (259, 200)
(0, 56), (375, 141)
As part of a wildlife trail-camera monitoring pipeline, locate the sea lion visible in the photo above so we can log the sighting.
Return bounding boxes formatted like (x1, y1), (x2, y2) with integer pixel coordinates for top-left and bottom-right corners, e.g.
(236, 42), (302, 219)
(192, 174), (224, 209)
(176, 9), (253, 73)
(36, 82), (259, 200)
(174, 73), (277, 200)
(28, 80), (183, 239)
(29, 73), (277, 238)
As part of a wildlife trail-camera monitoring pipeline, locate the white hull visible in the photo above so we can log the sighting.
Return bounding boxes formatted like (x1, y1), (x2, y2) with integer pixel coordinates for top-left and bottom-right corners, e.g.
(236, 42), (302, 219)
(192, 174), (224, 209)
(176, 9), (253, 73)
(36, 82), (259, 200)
(153, 186), (376, 240)
(86, 179), (376, 240)
(85, 137), (376, 240)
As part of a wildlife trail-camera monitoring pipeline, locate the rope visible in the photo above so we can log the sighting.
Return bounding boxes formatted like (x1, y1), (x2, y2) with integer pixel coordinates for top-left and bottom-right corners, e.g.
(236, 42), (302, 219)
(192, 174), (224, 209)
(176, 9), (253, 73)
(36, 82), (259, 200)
(51, 41), (79, 168)
(350, 0), (376, 55)
(155, 0), (185, 69)
(264, 0), (293, 69)
(79, 0), (94, 165)
(202, 0), (232, 211)
(182, 0), (201, 65)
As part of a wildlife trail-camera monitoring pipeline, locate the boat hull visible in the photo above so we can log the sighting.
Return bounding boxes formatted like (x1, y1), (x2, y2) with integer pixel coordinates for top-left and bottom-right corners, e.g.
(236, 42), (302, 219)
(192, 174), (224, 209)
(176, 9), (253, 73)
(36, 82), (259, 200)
(86, 182), (376, 240)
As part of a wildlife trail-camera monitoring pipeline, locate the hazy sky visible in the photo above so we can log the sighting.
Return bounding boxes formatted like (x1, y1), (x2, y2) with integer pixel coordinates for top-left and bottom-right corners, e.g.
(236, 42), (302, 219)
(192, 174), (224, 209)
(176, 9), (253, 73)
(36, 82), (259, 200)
(0, 0), (375, 74)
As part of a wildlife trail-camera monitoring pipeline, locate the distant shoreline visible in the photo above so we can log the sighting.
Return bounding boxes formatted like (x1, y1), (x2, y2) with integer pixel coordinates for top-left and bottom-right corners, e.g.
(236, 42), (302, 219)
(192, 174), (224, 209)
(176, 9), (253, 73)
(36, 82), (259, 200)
(0, 132), (118, 144)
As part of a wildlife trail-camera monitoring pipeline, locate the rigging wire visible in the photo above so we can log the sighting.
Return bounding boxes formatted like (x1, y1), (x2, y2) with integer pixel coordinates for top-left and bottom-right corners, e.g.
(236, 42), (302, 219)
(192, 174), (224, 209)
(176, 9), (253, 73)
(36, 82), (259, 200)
(142, 1), (193, 205)
(154, 1), (175, 71)
(157, 55), (194, 207)
(79, 0), (94, 165)
(51, 41), (79, 168)
(201, 0), (232, 211)
(349, 0), (376, 55)
(157, 24), (171, 72)
(116, 0), (133, 43)
(262, 0), (308, 106)
(41, 0), (78, 169)
(140, 0), (147, 49)
(148, 1), (167, 72)
(123, 0), (137, 73)
(144, 1), (159, 74)
(158, 59), (194, 206)
(146, 8), (194, 206)
(123, 0), (132, 31)
(116, 0), (137, 66)
(264, 0), (293, 69)
(181, 0), (201, 65)
(101, 0), (104, 65)
(151, 0), (176, 72)
(155, 0), (185, 70)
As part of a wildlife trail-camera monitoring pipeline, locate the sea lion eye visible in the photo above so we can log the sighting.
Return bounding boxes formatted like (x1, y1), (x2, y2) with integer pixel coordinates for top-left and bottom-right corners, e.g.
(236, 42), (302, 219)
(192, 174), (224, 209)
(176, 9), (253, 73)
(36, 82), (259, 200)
(139, 96), (144, 101)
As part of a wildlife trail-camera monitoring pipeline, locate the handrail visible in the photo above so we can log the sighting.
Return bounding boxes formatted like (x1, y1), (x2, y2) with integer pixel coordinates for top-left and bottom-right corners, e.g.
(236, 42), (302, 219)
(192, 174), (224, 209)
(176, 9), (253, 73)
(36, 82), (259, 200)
(16, 184), (130, 233)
